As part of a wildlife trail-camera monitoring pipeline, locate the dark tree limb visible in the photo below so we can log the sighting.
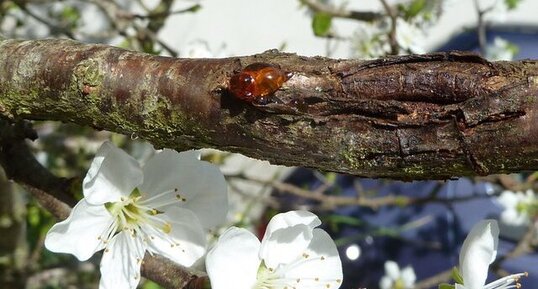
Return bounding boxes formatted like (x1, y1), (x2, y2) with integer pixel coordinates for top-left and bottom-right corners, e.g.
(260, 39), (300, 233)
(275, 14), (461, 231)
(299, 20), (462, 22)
(1, 38), (538, 179)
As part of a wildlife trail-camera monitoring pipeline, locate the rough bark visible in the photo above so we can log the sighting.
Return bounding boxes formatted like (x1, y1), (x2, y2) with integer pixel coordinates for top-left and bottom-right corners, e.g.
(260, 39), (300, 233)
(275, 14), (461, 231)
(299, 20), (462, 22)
(0, 38), (537, 179)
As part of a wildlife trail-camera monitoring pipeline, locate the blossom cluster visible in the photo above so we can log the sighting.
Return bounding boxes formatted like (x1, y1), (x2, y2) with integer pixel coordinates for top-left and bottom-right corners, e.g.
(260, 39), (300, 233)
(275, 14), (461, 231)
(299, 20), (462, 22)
(44, 142), (343, 289)
(44, 142), (528, 289)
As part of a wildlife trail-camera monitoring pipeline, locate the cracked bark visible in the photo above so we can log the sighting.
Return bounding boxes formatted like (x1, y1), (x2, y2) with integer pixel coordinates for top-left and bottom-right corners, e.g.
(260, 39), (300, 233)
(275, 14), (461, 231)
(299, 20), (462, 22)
(1, 38), (537, 179)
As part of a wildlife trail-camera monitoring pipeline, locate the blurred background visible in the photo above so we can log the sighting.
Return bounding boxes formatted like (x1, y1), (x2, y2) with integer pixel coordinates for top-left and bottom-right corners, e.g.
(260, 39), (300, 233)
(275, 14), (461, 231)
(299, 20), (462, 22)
(0, 0), (537, 288)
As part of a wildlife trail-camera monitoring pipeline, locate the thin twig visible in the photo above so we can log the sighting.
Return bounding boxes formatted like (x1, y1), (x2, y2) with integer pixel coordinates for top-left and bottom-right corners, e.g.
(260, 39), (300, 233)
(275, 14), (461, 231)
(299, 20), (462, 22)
(13, 1), (76, 39)
(132, 4), (201, 20)
(473, 0), (496, 56)
(379, 0), (399, 55)
(226, 174), (496, 210)
(414, 268), (453, 289)
(300, 0), (384, 22)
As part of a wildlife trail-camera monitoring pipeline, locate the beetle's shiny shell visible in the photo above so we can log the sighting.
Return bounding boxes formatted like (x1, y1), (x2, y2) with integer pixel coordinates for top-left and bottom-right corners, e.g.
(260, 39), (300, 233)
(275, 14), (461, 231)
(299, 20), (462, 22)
(229, 63), (290, 102)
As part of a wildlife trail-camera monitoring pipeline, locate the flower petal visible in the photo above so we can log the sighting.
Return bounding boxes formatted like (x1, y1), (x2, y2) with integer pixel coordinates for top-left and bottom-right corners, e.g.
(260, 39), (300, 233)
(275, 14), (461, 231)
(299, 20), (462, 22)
(45, 199), (112, 261)
(379, 276), (393, 289)
(497, 191), (519, 208)
(99, 232), (146, 289)
(263, 210), (322, 238)
(206, 227), (261, 289)
(280, 228), (343, 289)
(144, 206), (207, 267)
(500, 208), (527, 226)
(459, 219), (499, 289)
(84, 142), (143, 205)
(261, 223), (316, 269)
(384, 260), (400, 280)
(260, 211), (322, 269)
(139, 149), (228, 229)
(401, 266), (416, 287)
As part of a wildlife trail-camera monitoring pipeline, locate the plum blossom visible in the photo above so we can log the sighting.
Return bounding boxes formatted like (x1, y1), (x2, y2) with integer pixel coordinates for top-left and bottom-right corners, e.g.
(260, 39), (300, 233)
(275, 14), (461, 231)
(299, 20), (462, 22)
(497, 190), (537, 226)
(206, 210), (343, 289)
(454, 219), (526, 289)
(485, 37), (518, 61)
(45, 142), (228, 289)
(379, 260), (416, 289)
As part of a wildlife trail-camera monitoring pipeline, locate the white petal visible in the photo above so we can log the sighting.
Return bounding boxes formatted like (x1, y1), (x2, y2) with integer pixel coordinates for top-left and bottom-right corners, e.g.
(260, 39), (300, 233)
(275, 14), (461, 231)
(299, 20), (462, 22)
(459, 219), (499, 289)
(260, 224), (314, 269)
(281, 228), (343, 289)
(45, 199), (112, 261)
(379, 276), (392, 289)
(84, 142), (143, 205)
(139, 149), (228, 229)
(385, 260), (400, 280)
(144, 207), (207, 267)
(401, 266), (416, 287)
(206, 227), (261, 289)
(497, 191), (519, 208)
(524, 189), (535, 201)
(500, 208), (528, 226)
(259, 210), (321, 267)
(99, 232), (146, 289)
(263, 211), (322, 239)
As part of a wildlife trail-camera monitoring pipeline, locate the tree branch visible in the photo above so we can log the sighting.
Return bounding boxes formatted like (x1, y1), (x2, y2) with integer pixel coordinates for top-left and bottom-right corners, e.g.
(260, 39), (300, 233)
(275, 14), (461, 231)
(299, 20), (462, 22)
(1, 38), (538, 179)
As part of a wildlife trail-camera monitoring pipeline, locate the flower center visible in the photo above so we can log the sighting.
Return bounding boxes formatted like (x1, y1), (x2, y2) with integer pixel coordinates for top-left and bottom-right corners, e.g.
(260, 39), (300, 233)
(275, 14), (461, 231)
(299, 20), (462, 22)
(103, 188), (171, 240)
(516, 200), (538, 218)
(255, 263), (282, 289)
(393, 278), (407, 289)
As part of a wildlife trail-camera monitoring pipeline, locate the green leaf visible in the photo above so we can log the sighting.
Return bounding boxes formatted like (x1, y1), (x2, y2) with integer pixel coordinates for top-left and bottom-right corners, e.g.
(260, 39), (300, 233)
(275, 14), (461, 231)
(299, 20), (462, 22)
(504, 0), (522, 10)
(312, 12), (332, 37)
(187, 4), (202, 13)
(451, 266), (464, 284)
(142, 280), (164, 289)
(405, 0), (427, 19)
(439, 283), (455, 289)
(326, 214), (364, 227)
(59, 6), (81, 29)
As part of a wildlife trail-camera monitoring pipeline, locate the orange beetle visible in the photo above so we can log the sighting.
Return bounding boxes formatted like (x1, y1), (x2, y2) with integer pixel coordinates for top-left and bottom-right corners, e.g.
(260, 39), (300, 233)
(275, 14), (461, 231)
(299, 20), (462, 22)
(229, 63), (291, 102)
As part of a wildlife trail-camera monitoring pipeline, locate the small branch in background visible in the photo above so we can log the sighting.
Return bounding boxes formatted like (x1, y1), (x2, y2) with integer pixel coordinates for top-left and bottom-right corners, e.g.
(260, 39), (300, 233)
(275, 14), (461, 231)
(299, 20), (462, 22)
(12, 1), (76, 39)
(473, 0), (496, 56)
(379, 0), (399, 55)
(24, 185), (71, 220)
(88, 0), (178, 56)
(300, 0), (384, 22)
(0, 119), (77, 207)
(414, 268), (453, 289)
(227, 174), (496, 210)
(131, 4), (201, 20)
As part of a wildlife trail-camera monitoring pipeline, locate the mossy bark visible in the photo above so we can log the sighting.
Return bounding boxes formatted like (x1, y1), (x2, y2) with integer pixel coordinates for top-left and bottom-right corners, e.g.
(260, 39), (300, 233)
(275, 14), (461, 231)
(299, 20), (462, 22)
(1, 38), (537, 179)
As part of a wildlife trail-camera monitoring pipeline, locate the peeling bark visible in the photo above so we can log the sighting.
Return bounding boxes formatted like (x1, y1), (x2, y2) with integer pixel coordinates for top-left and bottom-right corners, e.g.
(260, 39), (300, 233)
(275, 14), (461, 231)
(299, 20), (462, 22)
(0, 38), (537, 179)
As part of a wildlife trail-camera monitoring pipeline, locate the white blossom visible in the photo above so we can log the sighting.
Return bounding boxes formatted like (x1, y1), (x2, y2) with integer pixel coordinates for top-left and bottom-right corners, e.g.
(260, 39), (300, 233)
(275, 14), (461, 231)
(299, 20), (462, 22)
(395, 18), (425, 54)
(497, 190), (536, 226)
(485, 37), (518, 61)
(45, 142), (228, 289)
(206, 210), (343, 289)
(455, 219), (526, 289)
(379, 260), (416, 289)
